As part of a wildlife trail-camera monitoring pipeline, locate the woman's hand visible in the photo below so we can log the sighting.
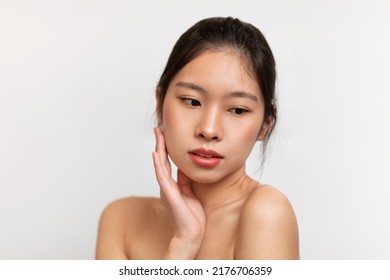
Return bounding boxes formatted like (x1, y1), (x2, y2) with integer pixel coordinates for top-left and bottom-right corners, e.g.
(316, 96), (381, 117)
(152, 127), (206, 259)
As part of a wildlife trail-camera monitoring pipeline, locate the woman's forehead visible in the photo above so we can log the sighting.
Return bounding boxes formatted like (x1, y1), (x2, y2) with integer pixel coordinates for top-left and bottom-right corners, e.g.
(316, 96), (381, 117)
(170, 51), (262, 98)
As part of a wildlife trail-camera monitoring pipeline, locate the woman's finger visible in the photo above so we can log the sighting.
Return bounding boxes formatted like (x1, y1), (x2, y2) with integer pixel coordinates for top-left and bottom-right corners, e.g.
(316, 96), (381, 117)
(152, 152), (181, 200)
(177, 169), (191, 187)
(177, 169), (195, 198)
(152, 152), (170, 188)
(154, 127), (171, 175)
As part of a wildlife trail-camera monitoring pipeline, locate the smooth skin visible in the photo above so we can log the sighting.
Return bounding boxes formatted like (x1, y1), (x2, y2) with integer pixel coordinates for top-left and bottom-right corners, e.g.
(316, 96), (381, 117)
(95, 51), (299, 260)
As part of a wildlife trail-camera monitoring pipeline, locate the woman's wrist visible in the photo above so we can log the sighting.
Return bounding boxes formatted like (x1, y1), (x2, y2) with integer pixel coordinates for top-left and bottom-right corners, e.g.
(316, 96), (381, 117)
(162, 236), (202, 260)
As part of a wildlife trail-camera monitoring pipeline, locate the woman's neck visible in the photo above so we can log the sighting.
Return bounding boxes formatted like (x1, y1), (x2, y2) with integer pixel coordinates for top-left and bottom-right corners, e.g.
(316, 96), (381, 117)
(190, 166), (256, 212)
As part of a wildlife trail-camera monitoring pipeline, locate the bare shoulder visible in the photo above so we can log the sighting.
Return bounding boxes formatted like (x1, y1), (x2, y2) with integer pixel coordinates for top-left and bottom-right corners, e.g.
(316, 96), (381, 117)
(234, 185), (300, 260)
(103, 196), (163, 218)
(95, 197), (164, 259)
(242, 185), (295, 220)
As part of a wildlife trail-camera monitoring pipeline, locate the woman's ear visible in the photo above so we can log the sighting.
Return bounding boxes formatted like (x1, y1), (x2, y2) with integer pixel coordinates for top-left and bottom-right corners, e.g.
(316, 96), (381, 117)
(257, 116), (273, 141)
(155, 87), (161, 101)
(258, 104), (276, 141)
(155, 88), (162, 127)
(257, 123), (269, 141)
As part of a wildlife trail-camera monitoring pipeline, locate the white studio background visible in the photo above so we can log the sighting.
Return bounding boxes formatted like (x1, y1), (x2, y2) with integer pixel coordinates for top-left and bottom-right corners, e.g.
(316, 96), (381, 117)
(0, 0), (389, 259)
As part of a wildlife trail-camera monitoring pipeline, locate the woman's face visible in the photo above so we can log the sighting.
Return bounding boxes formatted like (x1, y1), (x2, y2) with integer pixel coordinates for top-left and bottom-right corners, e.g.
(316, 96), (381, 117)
(160, 51), (266, 184)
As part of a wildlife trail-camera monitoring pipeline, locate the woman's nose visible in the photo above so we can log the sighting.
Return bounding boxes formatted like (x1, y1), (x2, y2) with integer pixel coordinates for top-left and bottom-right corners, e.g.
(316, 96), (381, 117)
(194, 107), (223, 141)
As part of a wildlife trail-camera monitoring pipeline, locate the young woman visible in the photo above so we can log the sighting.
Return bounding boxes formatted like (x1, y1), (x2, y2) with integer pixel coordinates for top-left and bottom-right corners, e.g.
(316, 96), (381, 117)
(95, 17), (299, 260)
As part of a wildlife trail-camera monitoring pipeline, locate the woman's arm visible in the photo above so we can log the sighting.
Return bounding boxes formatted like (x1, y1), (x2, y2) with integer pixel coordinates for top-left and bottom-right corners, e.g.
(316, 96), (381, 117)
(152, 127), (206, 259)
(234, 186), (300, 260)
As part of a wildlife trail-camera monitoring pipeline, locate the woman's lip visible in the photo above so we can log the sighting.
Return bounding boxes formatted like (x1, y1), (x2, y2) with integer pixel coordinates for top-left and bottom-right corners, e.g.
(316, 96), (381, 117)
(189, 153), (222, 167)
(188, 148), (224, 158)
(188, 148), (223, 167)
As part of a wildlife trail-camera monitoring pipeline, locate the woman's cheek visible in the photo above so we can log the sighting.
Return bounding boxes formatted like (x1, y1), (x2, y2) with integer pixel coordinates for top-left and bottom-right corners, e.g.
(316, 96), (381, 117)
(162, 107), (187, 165)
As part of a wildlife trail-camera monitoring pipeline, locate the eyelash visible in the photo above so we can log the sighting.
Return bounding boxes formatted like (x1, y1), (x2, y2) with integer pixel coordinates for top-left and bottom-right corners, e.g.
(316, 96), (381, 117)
(229, 108), (249, 115)
(180, 98), (249, 116)
(181, 98), (201, 107)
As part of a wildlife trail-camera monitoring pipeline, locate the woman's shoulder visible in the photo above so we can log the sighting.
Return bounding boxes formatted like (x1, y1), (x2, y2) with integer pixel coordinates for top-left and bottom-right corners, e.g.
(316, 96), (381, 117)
(240, 184), (297, 233)
(98, 196), (168, 232)
(234, 184), (300, 259)
(95, 196), (166, 259)
(102, 196), (164, 217)
(243, 184), (294, 216)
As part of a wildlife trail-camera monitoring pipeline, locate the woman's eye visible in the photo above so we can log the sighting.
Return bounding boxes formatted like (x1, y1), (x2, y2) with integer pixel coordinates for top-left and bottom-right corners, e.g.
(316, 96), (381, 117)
(182, 98), (201, 107)
(230, 108), (248, 115)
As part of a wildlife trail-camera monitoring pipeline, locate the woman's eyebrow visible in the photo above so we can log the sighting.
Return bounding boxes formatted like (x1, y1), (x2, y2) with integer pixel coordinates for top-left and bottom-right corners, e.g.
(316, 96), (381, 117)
(227, 91), (258, 102)
(175, 81), (259, 103)
(175, 81), (206, 93)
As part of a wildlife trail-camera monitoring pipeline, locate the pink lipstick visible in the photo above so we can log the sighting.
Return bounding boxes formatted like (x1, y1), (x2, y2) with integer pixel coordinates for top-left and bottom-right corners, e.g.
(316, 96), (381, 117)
(188, 148), (223, 167)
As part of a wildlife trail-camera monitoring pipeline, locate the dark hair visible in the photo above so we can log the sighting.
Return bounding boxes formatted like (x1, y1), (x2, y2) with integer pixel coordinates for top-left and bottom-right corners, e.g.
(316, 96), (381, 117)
(156, 17), (277, 156)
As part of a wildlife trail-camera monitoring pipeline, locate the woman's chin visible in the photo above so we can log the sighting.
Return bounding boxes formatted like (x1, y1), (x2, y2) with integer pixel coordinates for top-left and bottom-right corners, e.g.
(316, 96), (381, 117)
(182, 170), (222, 185)
(172, 158), (224, 185)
